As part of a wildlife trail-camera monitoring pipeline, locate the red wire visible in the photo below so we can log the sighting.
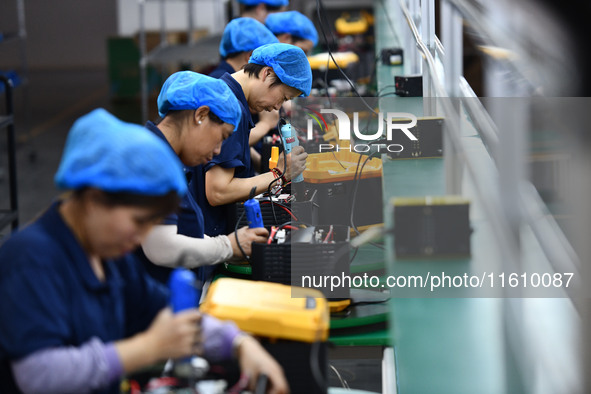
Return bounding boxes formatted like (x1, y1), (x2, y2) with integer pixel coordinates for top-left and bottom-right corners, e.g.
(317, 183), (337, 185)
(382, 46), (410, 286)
(260, 200), (298, 220)
(267, 226), (278, 244)
(323, 225), (333, 243)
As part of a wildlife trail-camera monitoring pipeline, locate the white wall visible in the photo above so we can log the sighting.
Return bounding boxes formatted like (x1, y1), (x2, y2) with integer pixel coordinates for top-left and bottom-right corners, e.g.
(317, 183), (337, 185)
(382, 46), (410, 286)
(117, 0), (228, 37)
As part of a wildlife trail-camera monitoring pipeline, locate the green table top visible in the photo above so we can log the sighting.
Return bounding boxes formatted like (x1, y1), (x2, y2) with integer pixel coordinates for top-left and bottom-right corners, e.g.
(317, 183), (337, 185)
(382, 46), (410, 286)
(375, 1), (507, 392)
(330, 289), (389, 330)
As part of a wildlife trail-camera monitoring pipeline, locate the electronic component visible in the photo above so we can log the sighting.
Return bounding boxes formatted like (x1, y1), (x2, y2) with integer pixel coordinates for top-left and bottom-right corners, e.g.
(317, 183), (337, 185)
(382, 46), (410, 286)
(301, 151), (384, 227)
(386, 116), (444, 159)
(395, 74), (423, 97)
(381, 47), (403, 65)
(392, 196), (472, 258)
(250, 225), (351, 300)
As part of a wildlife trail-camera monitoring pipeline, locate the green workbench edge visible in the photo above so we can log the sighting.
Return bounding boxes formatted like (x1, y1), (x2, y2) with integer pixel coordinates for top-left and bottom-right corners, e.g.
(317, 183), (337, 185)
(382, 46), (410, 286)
(223, 262), (252, 275)
(329, 328), (391, 347)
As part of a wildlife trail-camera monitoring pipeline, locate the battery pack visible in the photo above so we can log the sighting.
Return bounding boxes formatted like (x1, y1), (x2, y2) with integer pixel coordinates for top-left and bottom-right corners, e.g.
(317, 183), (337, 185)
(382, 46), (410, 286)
(302, 151), (384, 227)
(392, 196), (471, 258)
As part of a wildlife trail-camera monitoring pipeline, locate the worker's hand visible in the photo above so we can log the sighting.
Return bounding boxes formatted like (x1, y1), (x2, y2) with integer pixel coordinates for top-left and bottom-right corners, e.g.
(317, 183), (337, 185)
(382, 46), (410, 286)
(259, 109), (280, 130)
(237, 335), (290, 394)
(279, 145), (307, 181)
(143, 308), (202, 361)
(229, 226), (269, 258)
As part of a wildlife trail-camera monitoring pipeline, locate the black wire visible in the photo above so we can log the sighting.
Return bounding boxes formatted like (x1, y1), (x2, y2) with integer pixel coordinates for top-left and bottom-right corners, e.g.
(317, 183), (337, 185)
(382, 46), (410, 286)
(310, 340), (327, 391)
(315, 0), (399, 134)
(350, 247), (359, 263)
(377, 84), (397, 96)
(350, 152), (385, 250)
(267, 176), (281, 224)
(316, 0), (335, 107)
(332, 150), (347, 169)
(235, 209), (249, 261)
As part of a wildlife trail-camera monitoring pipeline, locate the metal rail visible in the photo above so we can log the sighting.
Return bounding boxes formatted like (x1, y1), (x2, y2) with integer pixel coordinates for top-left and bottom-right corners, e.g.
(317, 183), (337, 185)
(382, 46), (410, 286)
(398, 0), (581, 288)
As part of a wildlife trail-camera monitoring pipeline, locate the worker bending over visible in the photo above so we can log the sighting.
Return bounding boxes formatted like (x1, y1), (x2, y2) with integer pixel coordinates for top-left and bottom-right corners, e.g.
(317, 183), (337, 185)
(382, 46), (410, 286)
(192, 43), (311, 237)
(0, 109), (288, 394)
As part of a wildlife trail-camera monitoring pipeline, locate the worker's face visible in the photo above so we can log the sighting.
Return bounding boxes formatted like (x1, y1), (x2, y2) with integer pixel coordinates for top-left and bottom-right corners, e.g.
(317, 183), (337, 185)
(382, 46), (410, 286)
(86, 204), (162, 258)
(179, 111), (234, 166)
(294, 39), (315, 55)
(276, 34), (315, 55)
(248, 68), (302, 113)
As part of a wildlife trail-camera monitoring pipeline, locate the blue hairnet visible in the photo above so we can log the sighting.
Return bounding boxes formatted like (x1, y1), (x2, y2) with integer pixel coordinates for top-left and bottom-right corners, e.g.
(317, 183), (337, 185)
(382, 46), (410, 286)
(265, 11), (318, 46)
(55, 108), (187, 197)
(157, 71), (241, 131)
(220, 18), (279, 58)
(237, 0), (288, 6)
(248, 43), (312, 96)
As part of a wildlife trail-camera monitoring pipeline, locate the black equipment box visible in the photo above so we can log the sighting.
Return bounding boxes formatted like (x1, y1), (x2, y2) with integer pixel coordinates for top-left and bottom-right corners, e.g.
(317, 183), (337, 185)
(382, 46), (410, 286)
(387, 116), (444, 160)
(261, 339), (328, 394)
(251, 225), (351, 300)
(300, 177), (383, 228)
(395, 74), (423, 97)
(393, 196), (471, 258)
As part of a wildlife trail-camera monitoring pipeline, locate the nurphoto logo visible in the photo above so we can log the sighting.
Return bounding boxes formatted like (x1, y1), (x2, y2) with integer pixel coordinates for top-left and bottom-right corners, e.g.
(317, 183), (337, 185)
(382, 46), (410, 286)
(305, 108), (418, 153)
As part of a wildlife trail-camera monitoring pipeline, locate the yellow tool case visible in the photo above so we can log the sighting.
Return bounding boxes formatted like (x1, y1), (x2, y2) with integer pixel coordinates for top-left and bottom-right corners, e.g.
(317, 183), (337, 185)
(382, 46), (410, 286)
(200, 278), (329, 342)
(200, 278), (331, 393)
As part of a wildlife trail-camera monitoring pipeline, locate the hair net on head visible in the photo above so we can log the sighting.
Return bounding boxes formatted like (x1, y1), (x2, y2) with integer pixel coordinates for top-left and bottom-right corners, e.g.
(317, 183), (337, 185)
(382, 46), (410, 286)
(220, 18), (279, 58)
(248, 43), (312, 97)
(157, 71), (241, 130)
(55, 108), (187, 197)
(265, 11), (318, 46)
(237, 0), (288, 6)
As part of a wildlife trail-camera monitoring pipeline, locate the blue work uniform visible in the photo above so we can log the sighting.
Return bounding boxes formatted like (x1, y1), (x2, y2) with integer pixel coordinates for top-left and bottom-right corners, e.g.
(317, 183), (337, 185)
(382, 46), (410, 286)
(191, 72), (255, 237)
(209, 60), (235, 79)
(137, 122), (214, 291)
(0, 202), (168, 394)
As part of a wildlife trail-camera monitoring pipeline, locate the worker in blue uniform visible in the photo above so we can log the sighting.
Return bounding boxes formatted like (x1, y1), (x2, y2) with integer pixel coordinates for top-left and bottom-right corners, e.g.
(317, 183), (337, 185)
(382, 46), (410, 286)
(0, 109), (288, 394)
(139, 71), (268, 291)
(237, 0), (288, 23)
(209, 17), (278, 79)
(193, 43), (311, 237)
(266, 11), (319, 55)
(209, 17), (281, 174)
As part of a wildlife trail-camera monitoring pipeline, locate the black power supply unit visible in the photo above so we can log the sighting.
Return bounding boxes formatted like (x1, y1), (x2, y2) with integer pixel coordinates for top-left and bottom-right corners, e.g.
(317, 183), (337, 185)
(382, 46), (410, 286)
(395, 74), (423, 97)
(387, 116), (444, 159)
(393, 196), (472, 258)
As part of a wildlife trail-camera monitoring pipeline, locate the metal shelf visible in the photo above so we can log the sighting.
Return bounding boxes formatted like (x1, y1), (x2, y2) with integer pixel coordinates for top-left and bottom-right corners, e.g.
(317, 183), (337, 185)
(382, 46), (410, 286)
(138, 0), (223, 122)
(0, 76), (19, 233)
(143, 34), (221, 66)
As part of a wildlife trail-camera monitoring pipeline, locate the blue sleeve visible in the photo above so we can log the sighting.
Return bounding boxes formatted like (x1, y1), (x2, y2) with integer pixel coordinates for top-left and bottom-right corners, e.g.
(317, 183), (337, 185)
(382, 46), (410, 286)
(204, 124), (247, 173)
(117, 254), (170, 337)
(0, 241), (71, 359)
(162, 212), (178, 225)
